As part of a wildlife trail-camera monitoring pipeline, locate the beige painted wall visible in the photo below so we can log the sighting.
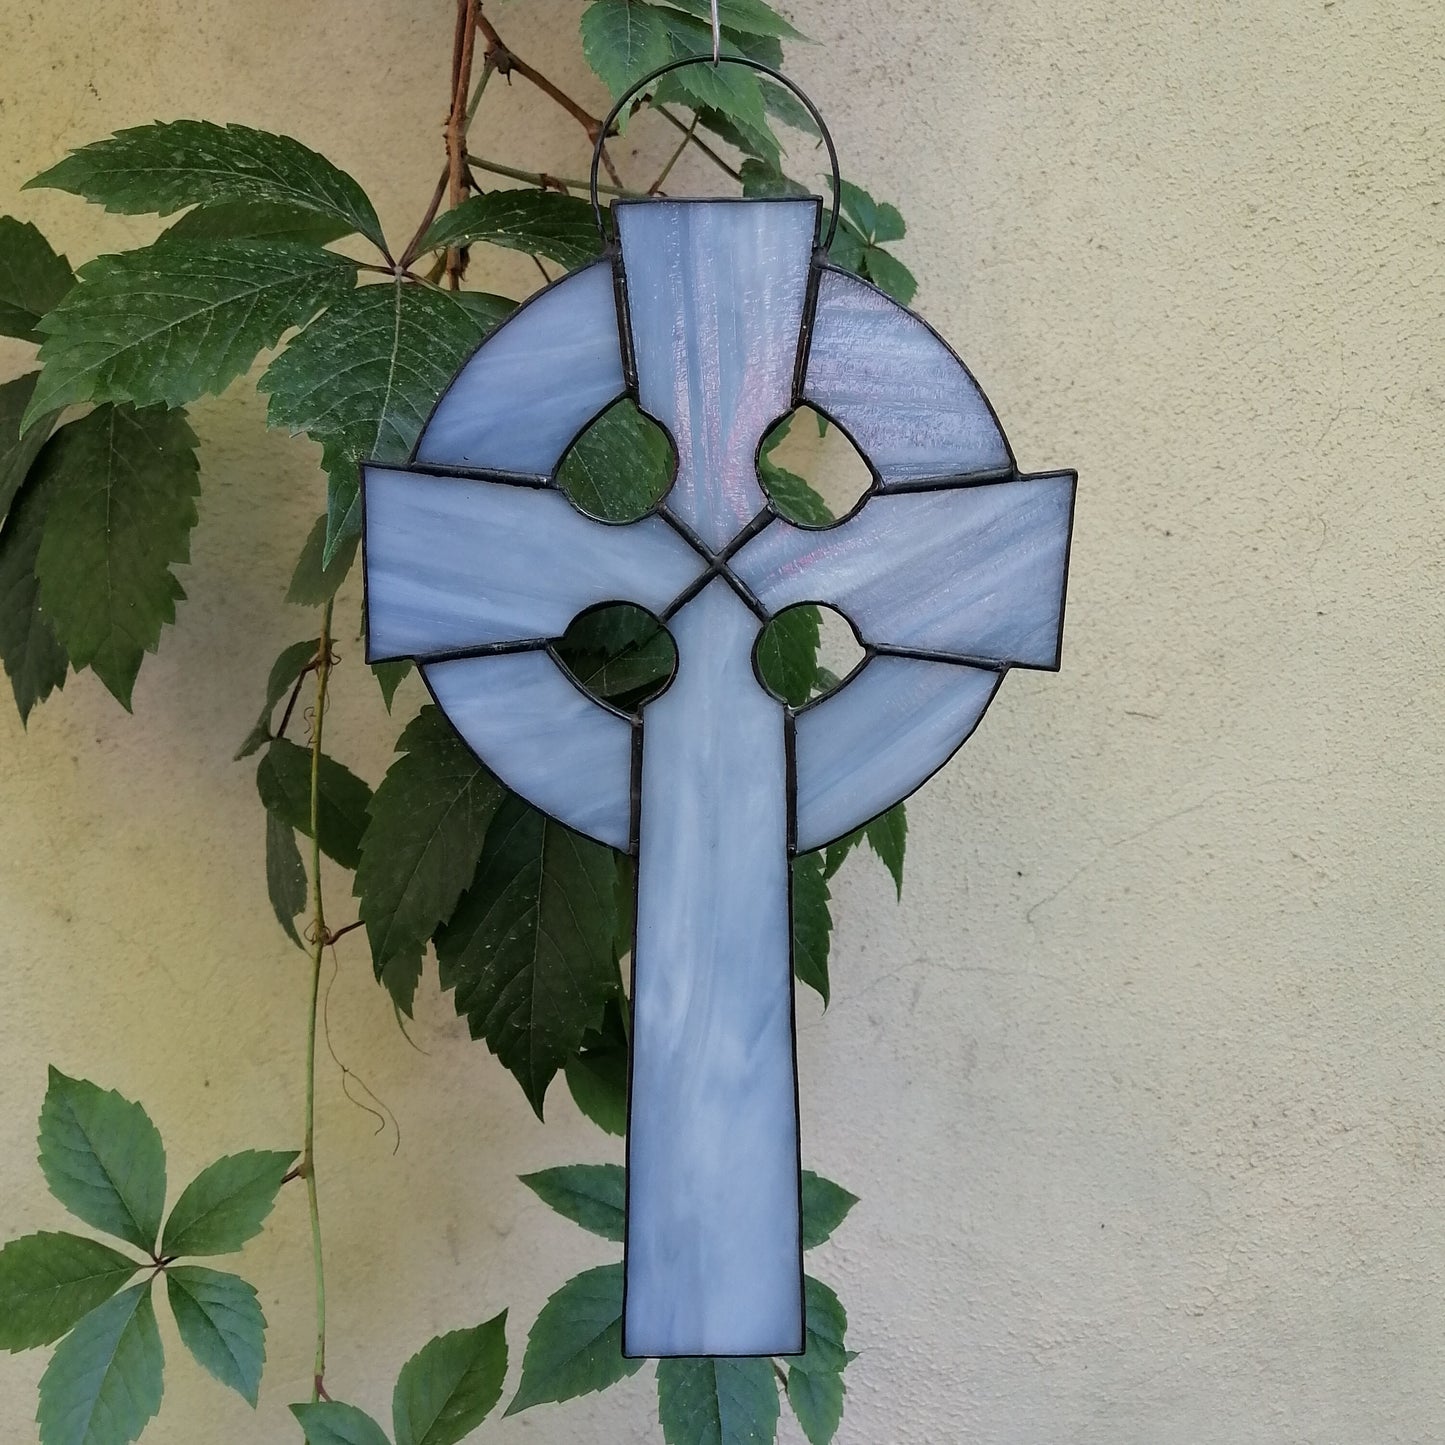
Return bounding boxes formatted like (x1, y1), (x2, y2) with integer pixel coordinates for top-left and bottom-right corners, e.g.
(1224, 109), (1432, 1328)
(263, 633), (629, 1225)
(2, 1), (1442, 1440)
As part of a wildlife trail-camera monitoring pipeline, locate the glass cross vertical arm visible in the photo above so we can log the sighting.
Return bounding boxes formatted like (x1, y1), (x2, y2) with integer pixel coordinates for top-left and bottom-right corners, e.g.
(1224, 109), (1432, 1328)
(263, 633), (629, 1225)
(362, 193), (1075, 1359)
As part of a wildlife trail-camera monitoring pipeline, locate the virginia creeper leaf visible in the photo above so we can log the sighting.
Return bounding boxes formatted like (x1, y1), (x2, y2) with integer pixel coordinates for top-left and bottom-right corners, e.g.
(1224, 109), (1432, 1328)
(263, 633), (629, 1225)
(506, 1264), (640, 1414)
(392, 1311), (509, 1445)
(0, 217), (73, 343)
(286, 513), (357, 607)
(291, 1402), (391, 1445)
(38, 1069), (166, 1253)
(162, 1149), (297, 1256)
(664, 0), (803, 40)
(785, 1365), (844, 1445)
(165, 1266), (266, 1405)
(656, 1356), (780, 1445)
(266, 811), (308, 947)
(0, 1233), (139, 1352)
(0, 439), (68, 723)
(355, 705), (504, 1015)
(0, 372), (60, 527)
(519, 1163), (625, 1243)
(565, 1001), (629, 1137)
(261, 279), (511, 561)
(557, 399), (674, 523)
(436, 795), (622, 1117)
(419, 190), (602, 271)
(255, 738), (373, 871)
(792, 853), (832, 1006)
(25, 241), (354, 425)
(29, 120), (384, 249)
(794, 1276), (848, 1376)
(799, 1172), (858, 1250)
(161, 200), (353, 248)
(32, 403), (199, 709)
(235, 636), (320, 760)
(37, 1283), (163, 1445)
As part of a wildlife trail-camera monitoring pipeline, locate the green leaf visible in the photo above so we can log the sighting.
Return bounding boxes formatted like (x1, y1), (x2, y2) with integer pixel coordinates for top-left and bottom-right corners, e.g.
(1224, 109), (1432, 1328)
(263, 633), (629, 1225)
(505, 1264), (640, 1415)
(392, 1311), (509, 1445)
(861, 247), (917, 307)
(291, 1402), (392, 1445)
(656, 1357), (780, 1445)
(165, 1266), (265, 1406)
(799, 1172), (857, 1250)
(519, 1164), (624, 1243)
(266, 811), (308, 947)
(693, 108), (782, 169)
(373, 660), (412, 711)
(663, 0), (803, 40)
(29, 120), (384, 249)
(792, 853), (832, 1006)
(37, 1283), (163, 1445)
(758, 454), (832, 527)
(864, 805), (906, 897)
(355, 705), (504, 1015)
(32, 404), (199, 709)
(161, 200), (353, 247)
(739, 161), (810, 200)
(419, 191), (601, 271)
(581, 0), (671, 102)
(554, 602), (676, 711)
(825, 222), (865, 275)
(286, 513), (358, 606)
(756, 603), (820, 706)
(564, 1001), (629, 1137)
(437, 796), (622, 1117)
(834, 180), (878, 243)
(261, 279), (509, 562)
(25, 241), (355, 424)
(236, 637), (320, 760)
(38, 1069), (166, 1253)
(785, 1365), (843, 1445)
(557, 399), (674, 523)
(162, 1149), (297, 1257)
(0, 372), (60, 527)
(794, 1276), (848, 1376)
(0, 1233), (140, 1352)
(0, 433), (68, 723)
(255, 737), (373, 871)
(0, 217), (73, 343)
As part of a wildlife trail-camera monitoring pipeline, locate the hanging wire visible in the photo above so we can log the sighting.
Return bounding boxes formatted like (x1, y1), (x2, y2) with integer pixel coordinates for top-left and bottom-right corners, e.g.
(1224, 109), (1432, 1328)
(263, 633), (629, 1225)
(709, 0), (721, 64)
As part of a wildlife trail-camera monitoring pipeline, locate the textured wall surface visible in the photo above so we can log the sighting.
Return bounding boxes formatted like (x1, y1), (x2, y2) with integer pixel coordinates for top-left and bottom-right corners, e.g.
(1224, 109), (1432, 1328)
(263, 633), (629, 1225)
(2, 2), (1442, 1441)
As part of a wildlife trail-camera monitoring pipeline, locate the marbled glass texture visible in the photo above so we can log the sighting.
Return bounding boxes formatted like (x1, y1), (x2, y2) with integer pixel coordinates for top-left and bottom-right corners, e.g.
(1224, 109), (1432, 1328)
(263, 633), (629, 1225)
(616, 199), (817, 551)
(426, 650), (633, 850)
(732, 476), (1076, 670)
(362, 196), (1075, 1362)
(628, 582), (800, 1357)
(804, 267), (1011, 484)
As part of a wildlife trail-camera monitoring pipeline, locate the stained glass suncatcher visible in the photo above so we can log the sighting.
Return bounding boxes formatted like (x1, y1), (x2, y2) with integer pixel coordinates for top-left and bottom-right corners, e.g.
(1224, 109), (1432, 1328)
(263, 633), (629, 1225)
(364, 186), (1075, 1357)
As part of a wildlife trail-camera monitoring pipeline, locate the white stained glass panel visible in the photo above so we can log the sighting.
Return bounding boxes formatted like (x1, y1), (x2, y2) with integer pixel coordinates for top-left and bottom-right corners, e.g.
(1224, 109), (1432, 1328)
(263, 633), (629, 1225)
(364, 467), (705, 661)
(731, 475), (1075, 669)
(416, 261), (624, 475)
(626, 580), (801, 1358)
(425, 650), (633, 851)
(794, 656), (1002, 852)
(617, 199), (818, 551)
(804, 267), (1011, 484)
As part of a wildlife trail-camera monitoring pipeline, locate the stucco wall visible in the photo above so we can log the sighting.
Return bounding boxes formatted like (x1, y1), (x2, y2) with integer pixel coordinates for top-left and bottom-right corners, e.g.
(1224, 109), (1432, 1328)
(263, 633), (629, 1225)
(2, 1), (1442, 1440)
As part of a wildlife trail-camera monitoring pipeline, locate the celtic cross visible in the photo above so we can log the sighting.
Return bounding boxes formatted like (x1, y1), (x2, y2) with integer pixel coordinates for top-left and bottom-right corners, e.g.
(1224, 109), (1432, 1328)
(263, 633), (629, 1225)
(363, 196), (1074, 1358)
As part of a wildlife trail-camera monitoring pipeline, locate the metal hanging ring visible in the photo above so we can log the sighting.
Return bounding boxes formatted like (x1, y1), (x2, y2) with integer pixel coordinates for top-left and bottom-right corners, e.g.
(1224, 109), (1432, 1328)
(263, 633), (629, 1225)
(588, 56), (843, 251)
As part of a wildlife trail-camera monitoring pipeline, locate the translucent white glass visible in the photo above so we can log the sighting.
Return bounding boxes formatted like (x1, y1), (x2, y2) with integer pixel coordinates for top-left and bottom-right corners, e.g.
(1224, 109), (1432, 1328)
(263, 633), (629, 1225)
(804, 268), (1011, 483)
(731, 475), (1076, 669)
(617, 199), (817, 551)
(425, 650), (633, 851)
(794, 656), (1002, 851)
(416, 261), (625, 475)
(364, 467), (704, 661)
(627, 580), (801, 1357)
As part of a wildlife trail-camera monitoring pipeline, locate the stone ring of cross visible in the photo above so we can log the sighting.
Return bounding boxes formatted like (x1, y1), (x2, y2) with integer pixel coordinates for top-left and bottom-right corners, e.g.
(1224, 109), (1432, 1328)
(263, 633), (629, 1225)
(363, 195), (1076, 1360)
